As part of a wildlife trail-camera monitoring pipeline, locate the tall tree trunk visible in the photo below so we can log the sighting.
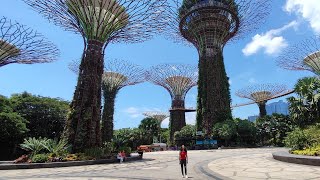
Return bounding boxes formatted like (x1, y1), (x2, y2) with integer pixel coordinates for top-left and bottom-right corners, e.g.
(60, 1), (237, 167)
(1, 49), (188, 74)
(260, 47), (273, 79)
(101, 89), (117, 143)
(197, 49), (232, 136)
(62, 40), (104, 152)
(169, 98), (186, 142)
(258, 102), (267, 117)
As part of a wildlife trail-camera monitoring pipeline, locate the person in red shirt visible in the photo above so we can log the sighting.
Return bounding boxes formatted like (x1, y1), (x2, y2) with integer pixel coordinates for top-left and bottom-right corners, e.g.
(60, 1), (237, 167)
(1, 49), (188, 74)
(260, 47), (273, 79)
(179, 145), (188, 178)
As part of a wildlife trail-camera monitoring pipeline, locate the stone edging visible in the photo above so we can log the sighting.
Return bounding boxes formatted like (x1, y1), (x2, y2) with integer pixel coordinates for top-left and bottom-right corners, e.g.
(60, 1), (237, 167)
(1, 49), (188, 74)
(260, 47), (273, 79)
(0, 155), (142, 170)
(272, 151), (320, 166)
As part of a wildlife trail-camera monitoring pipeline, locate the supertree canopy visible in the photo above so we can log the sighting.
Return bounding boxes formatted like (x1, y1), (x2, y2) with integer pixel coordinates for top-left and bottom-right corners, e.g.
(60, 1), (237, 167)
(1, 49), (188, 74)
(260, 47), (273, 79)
(146, 63), (198, 141)
(277, 36), (320, 76)
(236, 84), (288, 117)
(164, 0), (270, 136)
(0, 17), (58, 67)
(101, 59), (145, 142)
(24, 0), (166, 151)
(143, 111), (169, 126)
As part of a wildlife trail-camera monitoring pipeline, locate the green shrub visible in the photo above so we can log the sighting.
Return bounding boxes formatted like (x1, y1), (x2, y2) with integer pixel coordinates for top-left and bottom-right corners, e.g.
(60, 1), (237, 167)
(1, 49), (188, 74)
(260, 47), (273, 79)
(284, 128), (309, 150)
(285, 125), (320, 150)
(31, 154), (48, 163)
(103, 142), (114, 156)
(42, 139), (70, 156)
(20, 137), (50, 156)
(83, 147), (104, 159)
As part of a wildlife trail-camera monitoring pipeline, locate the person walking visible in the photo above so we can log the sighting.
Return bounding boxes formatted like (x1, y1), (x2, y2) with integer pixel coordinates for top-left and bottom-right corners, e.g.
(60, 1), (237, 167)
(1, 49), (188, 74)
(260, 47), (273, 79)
(179, 145), (188, 178)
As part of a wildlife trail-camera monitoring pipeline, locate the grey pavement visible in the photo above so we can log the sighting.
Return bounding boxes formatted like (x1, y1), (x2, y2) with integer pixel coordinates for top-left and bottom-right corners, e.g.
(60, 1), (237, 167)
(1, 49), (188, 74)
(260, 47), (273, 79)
(1, 148), (319, 180)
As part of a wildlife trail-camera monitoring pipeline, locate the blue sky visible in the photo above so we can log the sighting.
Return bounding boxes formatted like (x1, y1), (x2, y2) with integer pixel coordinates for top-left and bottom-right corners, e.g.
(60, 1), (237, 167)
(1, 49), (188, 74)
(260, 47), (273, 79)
(0, 0), (319, 129)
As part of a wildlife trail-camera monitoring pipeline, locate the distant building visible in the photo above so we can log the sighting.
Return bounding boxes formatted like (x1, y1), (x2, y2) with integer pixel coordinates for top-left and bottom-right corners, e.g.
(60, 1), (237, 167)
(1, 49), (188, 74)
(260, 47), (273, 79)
(248, 115), (259, 122)
(266, 100), (289, 115)
(247, 100), (289, 121)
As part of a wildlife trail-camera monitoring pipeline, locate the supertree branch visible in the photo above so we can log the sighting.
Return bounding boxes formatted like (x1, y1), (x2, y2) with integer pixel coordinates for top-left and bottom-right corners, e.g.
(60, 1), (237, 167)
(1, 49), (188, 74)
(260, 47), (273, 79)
(102, 59), (146, 91)
(277, 35), (320, 76)
(69, 58), (145, 89)
(146, 63), (198, 142)
(23, 0), (167, 44)
(0, 17), (59, 67)
(146, 63), (198, 101)
(164, 0), (271, 46)
(143, 111), (169, 124)
(236, 84), (288, 117)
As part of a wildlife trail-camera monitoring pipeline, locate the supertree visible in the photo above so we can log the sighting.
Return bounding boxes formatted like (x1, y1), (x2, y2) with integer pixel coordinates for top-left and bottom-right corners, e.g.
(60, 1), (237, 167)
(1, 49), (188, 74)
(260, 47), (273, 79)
(0, 16), (58, 67)
(143, 111), (169, 143)
(146, 64), (197, 141)
(23, 0), (166, 151)
(69, 59), (145, 143)
(236, 84), (288, 117)
(277, 35), (320, 76)
(164, 0), (271, 135)
(143, 111), (169, 126)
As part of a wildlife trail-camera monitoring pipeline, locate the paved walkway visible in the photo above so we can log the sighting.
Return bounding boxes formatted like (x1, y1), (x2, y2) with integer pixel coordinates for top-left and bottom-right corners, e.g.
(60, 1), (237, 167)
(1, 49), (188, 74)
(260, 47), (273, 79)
(0, 148), (319, 180)
(208, 151), (320, 180)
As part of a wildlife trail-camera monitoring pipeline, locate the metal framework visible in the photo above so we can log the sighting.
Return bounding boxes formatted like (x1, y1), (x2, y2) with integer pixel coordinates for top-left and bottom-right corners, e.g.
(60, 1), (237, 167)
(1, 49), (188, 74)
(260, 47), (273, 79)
(23, 0), (166, 151)
(236, 84), (288, 117)
(163, 0), (271, 136)
(102, 59), (145, 91)
(0, 17), (58, 67)
(165, 0), (271, 46)
(23, 0), (166, 44)
(277, 36), (320, 76)
(146, 63), (198, 141)
(232, 89), (294, 108)
(143, 111), (169, 125)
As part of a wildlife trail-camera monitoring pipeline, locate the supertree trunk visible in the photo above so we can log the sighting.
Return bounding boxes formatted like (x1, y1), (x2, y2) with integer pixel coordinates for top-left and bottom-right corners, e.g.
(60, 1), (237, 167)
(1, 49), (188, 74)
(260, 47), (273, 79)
(62, 40), (104, 152)
(170, 99), (186, 141)
(258, 101), (267, 117)
(197, 49), (232, 136)
(102, 89), (117, 143)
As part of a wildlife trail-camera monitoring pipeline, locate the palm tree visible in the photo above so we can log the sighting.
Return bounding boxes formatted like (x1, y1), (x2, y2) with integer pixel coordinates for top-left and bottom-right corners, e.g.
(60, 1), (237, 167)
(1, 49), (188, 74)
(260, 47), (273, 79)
(288, 77), (320, 127)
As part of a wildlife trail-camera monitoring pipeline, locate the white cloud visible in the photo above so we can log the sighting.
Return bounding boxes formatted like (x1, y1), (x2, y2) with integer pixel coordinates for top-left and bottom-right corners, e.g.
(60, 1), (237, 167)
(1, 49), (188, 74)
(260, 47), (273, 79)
(248, 78), (257, 84)
(285, 0), (320, 34)
(123, 107), (141, 118)
(242, 21), (298, 56)
(122, 107), (163, 119)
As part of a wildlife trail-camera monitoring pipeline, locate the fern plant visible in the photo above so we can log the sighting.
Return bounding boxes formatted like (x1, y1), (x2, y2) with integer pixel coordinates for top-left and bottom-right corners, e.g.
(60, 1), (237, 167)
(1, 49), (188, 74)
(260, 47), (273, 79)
(20, 137), (49, 155)
(42, 138), (70, 156)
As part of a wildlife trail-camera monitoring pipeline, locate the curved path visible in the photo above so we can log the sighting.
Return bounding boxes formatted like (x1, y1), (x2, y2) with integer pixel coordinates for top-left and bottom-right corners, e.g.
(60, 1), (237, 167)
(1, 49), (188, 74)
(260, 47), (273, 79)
(1, 148), (320, 180)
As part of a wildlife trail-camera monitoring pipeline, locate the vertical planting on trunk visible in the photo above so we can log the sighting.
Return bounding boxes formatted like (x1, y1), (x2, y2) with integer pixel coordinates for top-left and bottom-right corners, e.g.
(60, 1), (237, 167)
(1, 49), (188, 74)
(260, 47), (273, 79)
(63, 40), (104, 151)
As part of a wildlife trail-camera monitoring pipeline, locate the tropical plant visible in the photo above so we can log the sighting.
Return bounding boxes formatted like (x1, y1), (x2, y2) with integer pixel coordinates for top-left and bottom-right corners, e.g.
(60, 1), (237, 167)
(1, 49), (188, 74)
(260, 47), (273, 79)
(42, 139), (70, 156)
(20, 137), (50, 156)
(31, 154), (48, 163)
(174, 125), (196, 147)
(212, 119), (237, 146)
(255, 114), (294, 146)
(234, 118), (256, 145)
(139, 117), (161, 143)
(287, 77), (320, 127)
(284, 128), (309, 150)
